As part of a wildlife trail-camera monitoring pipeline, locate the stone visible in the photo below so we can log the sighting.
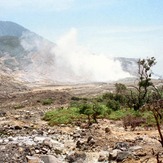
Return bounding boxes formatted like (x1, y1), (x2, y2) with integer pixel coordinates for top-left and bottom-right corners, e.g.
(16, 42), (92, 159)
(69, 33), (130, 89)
(35, 149), (40, 154)
(19, 147), (24, 153)
(26, 156), (43, 163)
(66, 151), (86, 163)
(87, 136), (93, 143)
(14, 125), (22, 130)
(116, 151), (131, 162)
(34, 136), (46, 143)
(88, 139), (96, 146)
(73, 133), (81, 139)
(0, 139), (3, 144)
(0, 111), (6, 117)
(42, 147), (49, 154)
(54, 149), (63, 155)
(87, 136), (96, 146)
(40, 155), (62, 163)
(114, 142), (129, 151)
(3, 139), (9, 144)
(76, 140), (84, 149)
(43, 138), (52, 148)
(8, 136), (14, 141)
(134, 149), (147, 157)
(129, 146), (142, 151)
(105, 127), (111, 134)
(109, 149), (121, 161)
(98, 155), (107, 162)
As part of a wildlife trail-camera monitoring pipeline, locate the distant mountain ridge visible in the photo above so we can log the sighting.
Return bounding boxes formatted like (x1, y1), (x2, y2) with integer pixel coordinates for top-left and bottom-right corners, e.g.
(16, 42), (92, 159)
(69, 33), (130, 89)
(0, 21), (56, 83)
(0, 21), (29, 37)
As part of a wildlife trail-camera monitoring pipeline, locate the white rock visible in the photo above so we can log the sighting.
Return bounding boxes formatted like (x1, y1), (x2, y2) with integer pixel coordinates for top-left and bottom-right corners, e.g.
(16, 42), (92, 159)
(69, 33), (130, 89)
(0, 139), (3, 144)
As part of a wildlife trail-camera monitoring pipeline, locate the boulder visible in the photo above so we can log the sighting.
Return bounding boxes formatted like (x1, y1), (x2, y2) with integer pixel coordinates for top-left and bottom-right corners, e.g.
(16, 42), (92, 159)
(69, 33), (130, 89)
(40, 155), (62, 163)
(26, 156), (43, 163)
(116, 151), (131, 162)
(114, 142), (129, 151)
(66, 151), (86, 163)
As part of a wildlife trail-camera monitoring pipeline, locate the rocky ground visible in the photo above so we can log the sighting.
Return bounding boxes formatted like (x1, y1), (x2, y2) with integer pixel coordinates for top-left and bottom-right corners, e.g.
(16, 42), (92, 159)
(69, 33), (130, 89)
(0, 79), (163, 163)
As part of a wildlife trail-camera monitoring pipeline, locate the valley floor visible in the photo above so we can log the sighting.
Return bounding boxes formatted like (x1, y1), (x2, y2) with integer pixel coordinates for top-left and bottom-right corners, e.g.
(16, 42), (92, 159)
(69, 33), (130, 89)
(0, 82), (163, 162)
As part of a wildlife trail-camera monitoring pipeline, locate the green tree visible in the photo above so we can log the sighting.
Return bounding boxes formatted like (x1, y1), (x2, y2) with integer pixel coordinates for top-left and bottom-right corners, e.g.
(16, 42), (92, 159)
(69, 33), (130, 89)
(78, 102), (107, 126)
(127, 57), (156, 110)
(115, 83), (127, 94)
(79, 103), (93, 126)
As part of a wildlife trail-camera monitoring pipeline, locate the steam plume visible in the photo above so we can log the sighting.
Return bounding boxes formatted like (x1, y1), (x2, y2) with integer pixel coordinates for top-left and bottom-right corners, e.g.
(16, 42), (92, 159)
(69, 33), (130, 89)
(20, 29), (131, 83)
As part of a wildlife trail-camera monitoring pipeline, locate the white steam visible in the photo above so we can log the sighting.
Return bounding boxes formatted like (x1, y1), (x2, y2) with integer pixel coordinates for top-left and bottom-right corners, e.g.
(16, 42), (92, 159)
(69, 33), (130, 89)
(19, 29), (131, 83)
(53, 28), (131, 82)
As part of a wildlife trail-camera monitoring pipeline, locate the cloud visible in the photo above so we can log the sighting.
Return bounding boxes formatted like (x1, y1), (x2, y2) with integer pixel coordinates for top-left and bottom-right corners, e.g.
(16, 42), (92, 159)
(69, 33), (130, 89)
(0, 0), (74, 11)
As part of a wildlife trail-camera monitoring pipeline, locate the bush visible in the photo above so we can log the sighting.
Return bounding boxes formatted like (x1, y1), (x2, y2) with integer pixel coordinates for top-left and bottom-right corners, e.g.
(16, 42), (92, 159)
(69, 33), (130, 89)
(78, 102), (111, 125)
(102, 92), (127, 107)
(13, 104), (24, 109)
(102, 92), (114, 100)
(107, 99), (120, 111)
(108, 108), (138, 120)
(114, 94), (127, 106)
(43, 107), (83, 126)
(42, 98), (53, 105)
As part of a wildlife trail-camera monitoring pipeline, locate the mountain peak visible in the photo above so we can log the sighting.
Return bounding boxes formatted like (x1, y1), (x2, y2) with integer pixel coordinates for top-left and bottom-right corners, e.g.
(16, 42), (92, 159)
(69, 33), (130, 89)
(0, 21), (29, 37)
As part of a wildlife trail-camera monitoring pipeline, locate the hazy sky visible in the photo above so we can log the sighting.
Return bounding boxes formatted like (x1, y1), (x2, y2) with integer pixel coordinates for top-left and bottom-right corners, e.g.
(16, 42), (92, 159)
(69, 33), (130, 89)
(0, 0), (163, 74)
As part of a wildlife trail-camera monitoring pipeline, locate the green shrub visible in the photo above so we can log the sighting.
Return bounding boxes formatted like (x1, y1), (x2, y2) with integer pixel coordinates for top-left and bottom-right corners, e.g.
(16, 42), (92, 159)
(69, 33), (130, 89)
(102, 92), (127, 107)
(108, 108), (138, 120)
(102, 92), (114, 100)
(107, 99), (120, 111)
(114, 94), (127, 106)
(13, 104), (24, 109)
(43, 107), (83, 126)
(42, 98), (53, 105)
(142, 111), (156, 126)
(78, 102), (111, 125)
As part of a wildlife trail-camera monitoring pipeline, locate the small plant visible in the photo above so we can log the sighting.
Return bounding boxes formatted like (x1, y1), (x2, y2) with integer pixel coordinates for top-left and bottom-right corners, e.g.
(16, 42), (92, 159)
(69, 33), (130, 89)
(42, 98), (53, 105)
(13, 104), (24, 109)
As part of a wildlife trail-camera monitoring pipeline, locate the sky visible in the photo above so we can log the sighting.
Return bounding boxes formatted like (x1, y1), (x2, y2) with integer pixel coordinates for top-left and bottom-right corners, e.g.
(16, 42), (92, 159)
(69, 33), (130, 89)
(0, 0), (163, 76)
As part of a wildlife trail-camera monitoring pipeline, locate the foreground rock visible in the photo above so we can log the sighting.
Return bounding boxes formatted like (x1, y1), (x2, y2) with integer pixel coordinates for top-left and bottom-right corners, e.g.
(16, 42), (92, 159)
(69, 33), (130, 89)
(1, 120), (163, 163)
